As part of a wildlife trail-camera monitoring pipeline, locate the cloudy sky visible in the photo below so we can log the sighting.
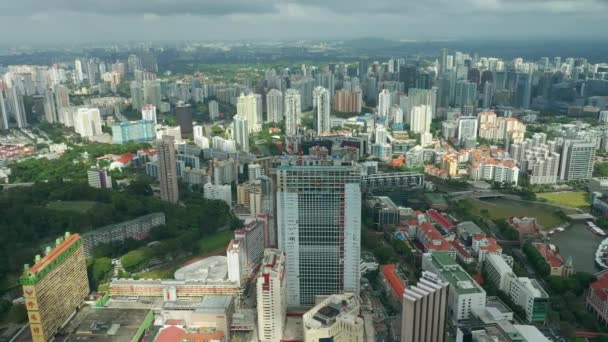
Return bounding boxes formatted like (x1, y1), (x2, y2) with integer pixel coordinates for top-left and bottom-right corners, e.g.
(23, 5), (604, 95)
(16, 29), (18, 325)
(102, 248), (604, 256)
(0, 0), (607, 44)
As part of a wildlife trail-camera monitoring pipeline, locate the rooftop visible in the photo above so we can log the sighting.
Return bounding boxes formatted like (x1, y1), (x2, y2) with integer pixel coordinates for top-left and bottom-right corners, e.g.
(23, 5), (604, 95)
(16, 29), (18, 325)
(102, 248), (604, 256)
(532, 243), (565, 268)
(58, 307), (150, 342)
(428, 252), (484, 295)
(173, 256), (228, 282)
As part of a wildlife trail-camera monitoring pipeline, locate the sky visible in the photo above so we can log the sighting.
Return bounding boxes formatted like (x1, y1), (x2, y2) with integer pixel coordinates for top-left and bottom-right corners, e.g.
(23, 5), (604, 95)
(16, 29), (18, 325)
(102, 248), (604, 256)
(0, 0), (607, 44)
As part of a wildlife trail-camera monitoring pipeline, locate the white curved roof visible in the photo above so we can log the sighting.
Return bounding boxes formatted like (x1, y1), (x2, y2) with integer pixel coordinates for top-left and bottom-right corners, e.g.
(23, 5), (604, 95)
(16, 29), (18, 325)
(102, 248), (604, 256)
(174, 256), (228, 282)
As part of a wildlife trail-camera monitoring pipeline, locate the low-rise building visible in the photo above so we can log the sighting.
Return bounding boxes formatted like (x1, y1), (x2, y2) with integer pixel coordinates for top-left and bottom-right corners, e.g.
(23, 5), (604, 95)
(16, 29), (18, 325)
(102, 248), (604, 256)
(532, 243), (574, 277)
(586, 272), (608, 324)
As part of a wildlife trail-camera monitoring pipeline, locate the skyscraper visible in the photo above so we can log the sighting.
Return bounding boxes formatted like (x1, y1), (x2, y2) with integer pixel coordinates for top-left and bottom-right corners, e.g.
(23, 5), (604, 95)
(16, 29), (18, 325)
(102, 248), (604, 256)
(439, 48), (448, 75)
(237, 93), (261, 132)
(277, 159), (361, 306)
(209, 100), (220, 120)
(257, 249), (287, 342)
(43, 89), (57, 123)
(73, 107), (102, 137)
(7, 86), (27, 128)
(74, 59), (84, 84)
(458, 116), (479, 143)
(233, 115), (250, 152)
(0, 84), (9, 129)
(266, 89), (283, 123)
(313, 86), (330, 135)
(157, 135), (179, 203)
(21, 233), (89, 342)
(401, 271), (449, 342)
(455, 80), (478, 111)
(143, 79), (162, 108)
(284, 89), (301, 136)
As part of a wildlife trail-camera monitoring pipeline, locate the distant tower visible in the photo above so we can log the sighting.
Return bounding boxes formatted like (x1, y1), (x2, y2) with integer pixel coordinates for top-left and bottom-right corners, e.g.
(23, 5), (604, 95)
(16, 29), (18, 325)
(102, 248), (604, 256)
(157, 135), (179, 203)
(266, 89), (283, 123)
(284, 89), (301, 136)
(233, 115), (250, 152)
(312, 86), (330, 135)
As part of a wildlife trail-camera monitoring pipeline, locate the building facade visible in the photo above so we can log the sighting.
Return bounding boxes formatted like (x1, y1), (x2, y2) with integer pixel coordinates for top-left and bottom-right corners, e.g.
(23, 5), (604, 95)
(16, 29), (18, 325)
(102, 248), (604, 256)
(257, 249), (287, 342)
(157, 135), (179, 203)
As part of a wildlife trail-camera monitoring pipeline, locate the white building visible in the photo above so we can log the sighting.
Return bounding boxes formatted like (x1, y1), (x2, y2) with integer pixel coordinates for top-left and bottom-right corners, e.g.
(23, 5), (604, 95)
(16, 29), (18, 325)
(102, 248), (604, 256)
(204, 182), (232, 207)
(422, 251), (486, 322)
(313, 86), (331, 135)
(257, 249), (287, 342)
(266, 89), (283, 123)
(212, 136), (237, 153)
(378, 89), (392, 118)
(233, 115), (250, 152)
(209, 100), (219, 120)
(87, 167), (112, 189)
(237, 93), (261, 132)
(193, 125), (210, 149)
(226, 239), (245, 286)
(599, 111), (608, 123)
(302, 293), (364, 342)
(410, 105), (432, 134)
(74, 107), (102, 137)
(458, 116), (478, 142)
(284, 89), (302, 136)
(141, 104), (157, 125)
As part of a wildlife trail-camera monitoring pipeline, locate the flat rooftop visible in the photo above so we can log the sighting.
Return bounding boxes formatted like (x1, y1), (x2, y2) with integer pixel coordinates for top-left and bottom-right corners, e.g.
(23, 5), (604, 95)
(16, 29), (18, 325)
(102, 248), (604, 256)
(173, 255), (228, 282)
(429, 251), (484, 295)
(58, 307), (150, 342)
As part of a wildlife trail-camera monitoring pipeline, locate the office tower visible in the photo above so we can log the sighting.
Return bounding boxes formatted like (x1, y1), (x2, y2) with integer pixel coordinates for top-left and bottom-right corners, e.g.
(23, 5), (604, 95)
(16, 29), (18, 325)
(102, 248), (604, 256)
(74, 59), (84, 84)
(515, 73), (532, 109)
(303, 293), (364, 341)
(88, 167), (112, 189)
(143, 79), (162, 108)
(141, 104), (157, 125)
(334, 89), (362, 113)
(73, 107), (102, 137)
(237, 93), (261, 133)
(378, 89), (392, 117)
(21, 233), (89, 342)
(559, 140), (596, 181)
(175, 102), (193, 134)
(313, 86), (330, 135)
(410, 105), (432, 134)
(359, 57), (369, 78)
(112, 120), (155, 144)
(399, 65), (418, 92)
(0, 85), (8, 129)
(157, 135), (179, 203)
(401, 271), (449, 342)
(291, 77), (315, 110)
(266, 89), (283, 123)
(127, 54), (142, 73)
(257, 249), (287, 342)
(233, 115), (250, 152)
(284, 89), (301, 136)
(316, 72), (335, 101)
(208, 100), (220, 120)
(458, 116), (479, 143)
(440, 48), (448, 75)
(455, 80), (478, 111)
(54, 84), (70, 109)
(277, 160), (361, 306)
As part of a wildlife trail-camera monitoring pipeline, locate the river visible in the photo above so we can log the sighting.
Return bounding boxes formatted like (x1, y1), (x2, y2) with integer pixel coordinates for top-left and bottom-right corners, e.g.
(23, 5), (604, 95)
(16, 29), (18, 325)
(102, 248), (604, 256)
(550, 221), (605, 274)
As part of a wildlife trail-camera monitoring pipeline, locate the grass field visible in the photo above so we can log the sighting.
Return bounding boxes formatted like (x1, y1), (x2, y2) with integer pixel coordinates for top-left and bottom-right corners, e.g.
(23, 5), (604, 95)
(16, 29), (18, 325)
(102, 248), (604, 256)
(537, 191), (590, 208)
(47, 200), (97, 213)
(464, 198), (569, 229)
(199, 229), (234, 254)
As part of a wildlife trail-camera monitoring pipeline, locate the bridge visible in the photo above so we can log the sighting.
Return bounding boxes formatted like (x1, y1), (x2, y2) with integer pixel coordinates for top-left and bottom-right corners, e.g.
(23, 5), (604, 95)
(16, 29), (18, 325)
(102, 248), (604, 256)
(448, 190), (509, 201)
(568, 213), (595, 220)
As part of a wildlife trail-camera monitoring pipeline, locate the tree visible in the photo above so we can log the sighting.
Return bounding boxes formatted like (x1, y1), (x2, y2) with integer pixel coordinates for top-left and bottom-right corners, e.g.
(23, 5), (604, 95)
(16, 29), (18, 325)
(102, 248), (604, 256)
(120, 249), (151, 273)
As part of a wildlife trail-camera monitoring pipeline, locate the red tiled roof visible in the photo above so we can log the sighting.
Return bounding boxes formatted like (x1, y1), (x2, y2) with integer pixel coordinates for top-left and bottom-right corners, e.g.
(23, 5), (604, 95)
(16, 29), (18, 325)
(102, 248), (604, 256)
(451, 240), (472, 258)
(115, 152), (135, 165)
(381, 264), (405, 299)
(591, 273), (608, 300)
(533, 243), (564, 268)
(155, 326), (186, 342)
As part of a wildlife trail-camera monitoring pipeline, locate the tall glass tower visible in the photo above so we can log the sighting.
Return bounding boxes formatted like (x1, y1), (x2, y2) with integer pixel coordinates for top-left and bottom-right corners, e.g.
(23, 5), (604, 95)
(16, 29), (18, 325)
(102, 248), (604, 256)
(277, 159), (361, 306)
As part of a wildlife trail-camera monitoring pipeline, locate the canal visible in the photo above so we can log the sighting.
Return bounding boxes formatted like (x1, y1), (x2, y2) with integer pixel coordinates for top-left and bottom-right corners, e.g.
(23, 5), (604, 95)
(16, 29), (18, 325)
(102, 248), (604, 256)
(550, 221), (605, 274)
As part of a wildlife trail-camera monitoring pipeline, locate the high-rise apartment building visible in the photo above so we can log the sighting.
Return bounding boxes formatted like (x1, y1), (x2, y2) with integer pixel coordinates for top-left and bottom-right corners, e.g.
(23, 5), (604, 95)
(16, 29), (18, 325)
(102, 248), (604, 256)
(209, 100), (220, 120)
(233, 115), (250, 152)
(0, 84), (9, 129)
(141, 104), (157, 125)
(277, 158), (361, 306)
(410, 105), (432, 134)
(73, 107), (102, 137)
(143, 79), (162, 108)
(401, 271), (449, 342)
(87, 167), (112, 189)
(157, 135), (179, 203)
(21, 233), (89, 342)
(334, 89), (362, 113)
(378, 89), (392, 117)
(284, 89), (302, 136)
(457, 116), (478, 143)
(237, 93), (261, 133)
(257, 249), (287, 342)
(74, 59), (84, 84)
(455, 80), (478, 111)
(266, 89), (283, 123)
(313, 86), (331, 135)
